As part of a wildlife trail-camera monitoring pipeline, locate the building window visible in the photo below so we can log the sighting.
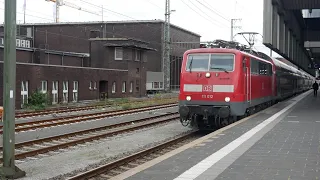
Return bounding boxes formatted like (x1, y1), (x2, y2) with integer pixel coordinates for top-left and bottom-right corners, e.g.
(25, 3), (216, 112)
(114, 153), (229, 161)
(130, 81), (133, 93)
(135, 50), (141, 61)
(89, 81), (97, 90)
(73, 81), (78, 102)
(112, 81), (116, 93)
(136, 80), (140, 92)
(41, 80), (47, 94)
(52, 81), (58, 104)
(93, 81), (97, 90)
(153, 82), (159, 89)
(90, 30), (100, 38)
(63, 81), (68, 103)
(115, 47), (123, 60)
(160, 82), (164, 89)
(21, 81), (28, 105)
(89, 81), (93, 90)
(122, 81), (126, 93)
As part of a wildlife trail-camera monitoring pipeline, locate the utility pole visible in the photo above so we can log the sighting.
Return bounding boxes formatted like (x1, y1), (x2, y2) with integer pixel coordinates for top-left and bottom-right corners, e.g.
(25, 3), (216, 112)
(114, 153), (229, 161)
(101, 5), (104, 21)
(56, 0), (60, 23)
(0, 0), (26, 178)
(231, 18), (241, 41)
(23, 0), (26, 24)
(163, 0), (172, 92)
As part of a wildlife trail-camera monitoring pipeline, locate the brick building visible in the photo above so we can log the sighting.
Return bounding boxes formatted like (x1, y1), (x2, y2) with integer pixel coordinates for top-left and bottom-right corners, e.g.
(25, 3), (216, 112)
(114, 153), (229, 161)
(0, 20), (200, 108)
(4, 20), (201, 91)
(0, 37), (154, 109)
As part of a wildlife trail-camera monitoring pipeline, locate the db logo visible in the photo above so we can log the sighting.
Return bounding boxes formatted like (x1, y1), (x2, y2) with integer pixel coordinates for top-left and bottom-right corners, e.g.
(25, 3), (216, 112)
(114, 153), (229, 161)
(202, 85), (212, 92)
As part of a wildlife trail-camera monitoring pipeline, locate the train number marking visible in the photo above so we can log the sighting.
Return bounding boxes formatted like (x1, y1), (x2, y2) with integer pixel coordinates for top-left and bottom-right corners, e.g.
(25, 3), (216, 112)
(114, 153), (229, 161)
(202, 85), (213, 92)
(202, 95), (213, 99)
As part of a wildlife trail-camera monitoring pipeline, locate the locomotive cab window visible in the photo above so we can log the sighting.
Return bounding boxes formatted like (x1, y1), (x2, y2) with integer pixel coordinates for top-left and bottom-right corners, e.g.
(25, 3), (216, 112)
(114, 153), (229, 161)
(185, 54), (210, 71)
(185, 54), (234, 72)
(209, 54), (234, 72)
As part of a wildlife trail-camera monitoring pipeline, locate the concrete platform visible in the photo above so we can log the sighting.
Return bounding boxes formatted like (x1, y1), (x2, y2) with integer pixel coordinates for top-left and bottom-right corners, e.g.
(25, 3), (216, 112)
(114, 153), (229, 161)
(111, 90), (320, 180)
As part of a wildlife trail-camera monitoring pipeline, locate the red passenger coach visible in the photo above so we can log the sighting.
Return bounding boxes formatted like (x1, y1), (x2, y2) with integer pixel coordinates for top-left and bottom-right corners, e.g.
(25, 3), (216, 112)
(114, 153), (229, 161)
(178, 40), (314, 131)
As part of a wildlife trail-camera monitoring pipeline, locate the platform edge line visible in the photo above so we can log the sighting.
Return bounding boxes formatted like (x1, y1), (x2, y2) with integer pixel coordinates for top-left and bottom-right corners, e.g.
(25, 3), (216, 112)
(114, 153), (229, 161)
(107, 91), (309, 180)
(173, 90), (311, 180)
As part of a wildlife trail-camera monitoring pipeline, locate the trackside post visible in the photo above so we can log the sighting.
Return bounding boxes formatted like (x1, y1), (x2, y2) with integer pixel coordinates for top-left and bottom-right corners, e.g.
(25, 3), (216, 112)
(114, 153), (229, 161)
(0, 0), (26, 178)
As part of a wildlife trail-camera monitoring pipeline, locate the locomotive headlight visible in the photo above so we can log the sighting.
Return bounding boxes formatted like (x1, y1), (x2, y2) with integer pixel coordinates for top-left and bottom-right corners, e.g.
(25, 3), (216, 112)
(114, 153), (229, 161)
(205, 72), (211, 78)
(186, 96), (191, 101)
(225, 97), (230, 102)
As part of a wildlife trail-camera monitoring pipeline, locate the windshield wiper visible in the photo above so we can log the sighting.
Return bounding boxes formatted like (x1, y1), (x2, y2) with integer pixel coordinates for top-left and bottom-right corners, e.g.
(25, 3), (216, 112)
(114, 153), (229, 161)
(188, 57), (193, 73)
(210, 67), (229, 73)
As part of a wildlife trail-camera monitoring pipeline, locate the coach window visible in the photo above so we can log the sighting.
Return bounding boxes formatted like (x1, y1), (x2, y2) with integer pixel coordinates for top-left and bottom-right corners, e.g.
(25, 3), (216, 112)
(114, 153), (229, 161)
(209, 54), (234, 71)
(258, 62), (266, 75)
(115, 47), (123, 60)
(268, 64), (273, 76)
(186, 54), (210, 71)
(250, 58), (258, 75)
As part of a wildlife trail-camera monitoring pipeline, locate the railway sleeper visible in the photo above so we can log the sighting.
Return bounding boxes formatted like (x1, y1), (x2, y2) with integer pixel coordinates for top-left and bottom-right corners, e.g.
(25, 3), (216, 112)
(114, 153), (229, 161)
(100, 174), (114, 178)
(119, 166), (132, 171)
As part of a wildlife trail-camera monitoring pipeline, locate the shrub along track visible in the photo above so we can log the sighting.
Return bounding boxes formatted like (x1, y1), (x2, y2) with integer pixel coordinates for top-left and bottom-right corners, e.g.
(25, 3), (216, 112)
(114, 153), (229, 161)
(9, 97), (177, 119)
(0, 112), (181, 163)
(0, 103), (177, 134)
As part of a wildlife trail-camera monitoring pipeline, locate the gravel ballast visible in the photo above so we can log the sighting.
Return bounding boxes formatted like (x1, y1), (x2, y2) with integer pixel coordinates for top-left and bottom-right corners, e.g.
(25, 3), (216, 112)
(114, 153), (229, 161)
(0, 106), (178, 146)
(17, 120), (192, 180)
(11, 103), (177, 125)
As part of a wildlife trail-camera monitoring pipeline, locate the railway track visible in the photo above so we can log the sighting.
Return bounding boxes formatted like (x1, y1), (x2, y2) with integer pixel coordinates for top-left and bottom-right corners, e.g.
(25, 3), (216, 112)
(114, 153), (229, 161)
(66, 131), (199, 180)
(0, 112), (180, 163)
(0, 103), (177, 134)
(12, 97), (177, 119)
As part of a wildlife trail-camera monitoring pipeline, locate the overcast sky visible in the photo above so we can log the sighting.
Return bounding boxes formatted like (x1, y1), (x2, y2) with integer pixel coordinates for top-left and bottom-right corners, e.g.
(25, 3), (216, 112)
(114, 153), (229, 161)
(0, 0), (281, 57)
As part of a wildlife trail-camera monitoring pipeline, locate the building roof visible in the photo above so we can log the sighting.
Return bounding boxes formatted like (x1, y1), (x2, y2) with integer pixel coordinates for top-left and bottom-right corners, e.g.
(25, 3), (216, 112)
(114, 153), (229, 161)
(1, 20), (201, 37)
(89, 37), (157, 51)
(0, 46), (90, 57)
(89, 37), (149, 44)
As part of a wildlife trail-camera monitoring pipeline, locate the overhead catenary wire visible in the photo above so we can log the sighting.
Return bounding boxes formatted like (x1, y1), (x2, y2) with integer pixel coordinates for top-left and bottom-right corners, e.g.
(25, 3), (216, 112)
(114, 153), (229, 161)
(195, 0), (230, 23)
(0, 12), (194, 59)
(0, 2), (195, 51)
(178, 0), (228, 29)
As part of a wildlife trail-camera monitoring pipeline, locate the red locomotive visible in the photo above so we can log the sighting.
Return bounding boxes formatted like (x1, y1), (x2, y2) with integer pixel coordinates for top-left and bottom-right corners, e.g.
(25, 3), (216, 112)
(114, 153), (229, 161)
(179, 40), (314, 131)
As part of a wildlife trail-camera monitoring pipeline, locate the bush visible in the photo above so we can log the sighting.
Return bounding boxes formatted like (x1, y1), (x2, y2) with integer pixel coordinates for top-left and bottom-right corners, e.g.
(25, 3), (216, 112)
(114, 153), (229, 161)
(25, 89), (48, 110)
(122, 104), (132, 110)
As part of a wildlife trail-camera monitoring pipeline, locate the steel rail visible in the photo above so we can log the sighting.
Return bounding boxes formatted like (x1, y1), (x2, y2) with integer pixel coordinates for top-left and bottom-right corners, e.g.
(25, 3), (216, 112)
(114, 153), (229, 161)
(0, 103), (177, 134)
(11, 97), (177, 118)
(0, 113), (180, 163)
(66, 131), (197, 180)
